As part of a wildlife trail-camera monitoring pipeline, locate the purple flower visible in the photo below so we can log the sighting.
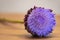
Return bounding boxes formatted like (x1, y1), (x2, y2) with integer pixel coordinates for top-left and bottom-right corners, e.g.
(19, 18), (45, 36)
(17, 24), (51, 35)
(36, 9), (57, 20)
(24, 6), (56, 37)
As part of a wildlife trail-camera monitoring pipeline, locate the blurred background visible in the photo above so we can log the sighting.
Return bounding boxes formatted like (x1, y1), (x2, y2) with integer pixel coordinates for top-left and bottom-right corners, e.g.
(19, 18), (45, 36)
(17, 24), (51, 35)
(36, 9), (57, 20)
(0, 0), (60, 14)
(0, 0), (60, 40)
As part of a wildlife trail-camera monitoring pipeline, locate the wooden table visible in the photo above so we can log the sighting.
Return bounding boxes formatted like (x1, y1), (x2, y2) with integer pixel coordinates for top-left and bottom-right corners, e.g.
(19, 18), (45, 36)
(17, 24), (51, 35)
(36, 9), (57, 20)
(0, 13), (60, 40)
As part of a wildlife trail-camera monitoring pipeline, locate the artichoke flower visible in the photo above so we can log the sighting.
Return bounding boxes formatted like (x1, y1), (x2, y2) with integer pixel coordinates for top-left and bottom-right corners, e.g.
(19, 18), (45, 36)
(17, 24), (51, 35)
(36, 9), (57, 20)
(24, 6), (56, 37)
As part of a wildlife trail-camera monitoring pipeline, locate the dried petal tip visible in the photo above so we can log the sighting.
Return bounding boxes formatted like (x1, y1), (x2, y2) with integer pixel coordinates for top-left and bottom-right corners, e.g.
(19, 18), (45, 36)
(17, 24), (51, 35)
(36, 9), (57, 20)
(34, 6), (37, 9)
(49, 9), (53, 12)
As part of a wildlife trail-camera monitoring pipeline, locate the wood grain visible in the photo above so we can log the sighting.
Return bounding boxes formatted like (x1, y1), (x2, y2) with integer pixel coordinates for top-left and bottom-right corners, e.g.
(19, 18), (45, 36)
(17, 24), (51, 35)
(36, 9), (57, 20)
(0, 13), (60, 40)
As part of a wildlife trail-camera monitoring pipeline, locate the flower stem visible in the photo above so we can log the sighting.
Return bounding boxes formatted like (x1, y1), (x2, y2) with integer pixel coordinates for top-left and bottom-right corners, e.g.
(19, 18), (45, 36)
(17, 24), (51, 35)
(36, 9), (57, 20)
(0, 18), (24, 24)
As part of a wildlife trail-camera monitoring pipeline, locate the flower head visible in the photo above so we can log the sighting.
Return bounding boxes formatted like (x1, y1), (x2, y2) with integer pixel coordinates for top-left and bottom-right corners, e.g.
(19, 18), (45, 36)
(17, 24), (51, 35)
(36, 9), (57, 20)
(24, 6), (56, 37)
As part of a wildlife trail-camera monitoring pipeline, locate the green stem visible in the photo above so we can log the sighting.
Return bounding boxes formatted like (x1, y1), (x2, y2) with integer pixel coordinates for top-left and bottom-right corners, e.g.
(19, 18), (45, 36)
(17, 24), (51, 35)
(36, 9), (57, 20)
(0, 18), (24, 24)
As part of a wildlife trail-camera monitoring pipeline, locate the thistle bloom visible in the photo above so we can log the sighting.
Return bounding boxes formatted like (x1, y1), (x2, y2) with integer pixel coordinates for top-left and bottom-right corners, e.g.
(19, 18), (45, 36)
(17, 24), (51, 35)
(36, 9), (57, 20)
(24, 6), (56, 37)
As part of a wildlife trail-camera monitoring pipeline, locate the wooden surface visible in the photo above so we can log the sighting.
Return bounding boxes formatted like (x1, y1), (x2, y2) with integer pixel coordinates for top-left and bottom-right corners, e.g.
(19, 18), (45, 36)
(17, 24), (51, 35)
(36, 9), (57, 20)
(0, 13), (60, 40)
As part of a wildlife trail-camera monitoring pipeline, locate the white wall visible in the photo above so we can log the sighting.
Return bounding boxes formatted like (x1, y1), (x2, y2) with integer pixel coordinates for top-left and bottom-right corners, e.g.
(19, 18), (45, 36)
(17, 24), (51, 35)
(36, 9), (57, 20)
(0, 0), (60, 14)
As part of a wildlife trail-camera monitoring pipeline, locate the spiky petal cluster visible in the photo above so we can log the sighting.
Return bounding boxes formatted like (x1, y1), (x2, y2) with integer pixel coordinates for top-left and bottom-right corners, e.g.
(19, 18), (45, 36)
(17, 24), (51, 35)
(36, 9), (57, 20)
(24, 6), (56, 37)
